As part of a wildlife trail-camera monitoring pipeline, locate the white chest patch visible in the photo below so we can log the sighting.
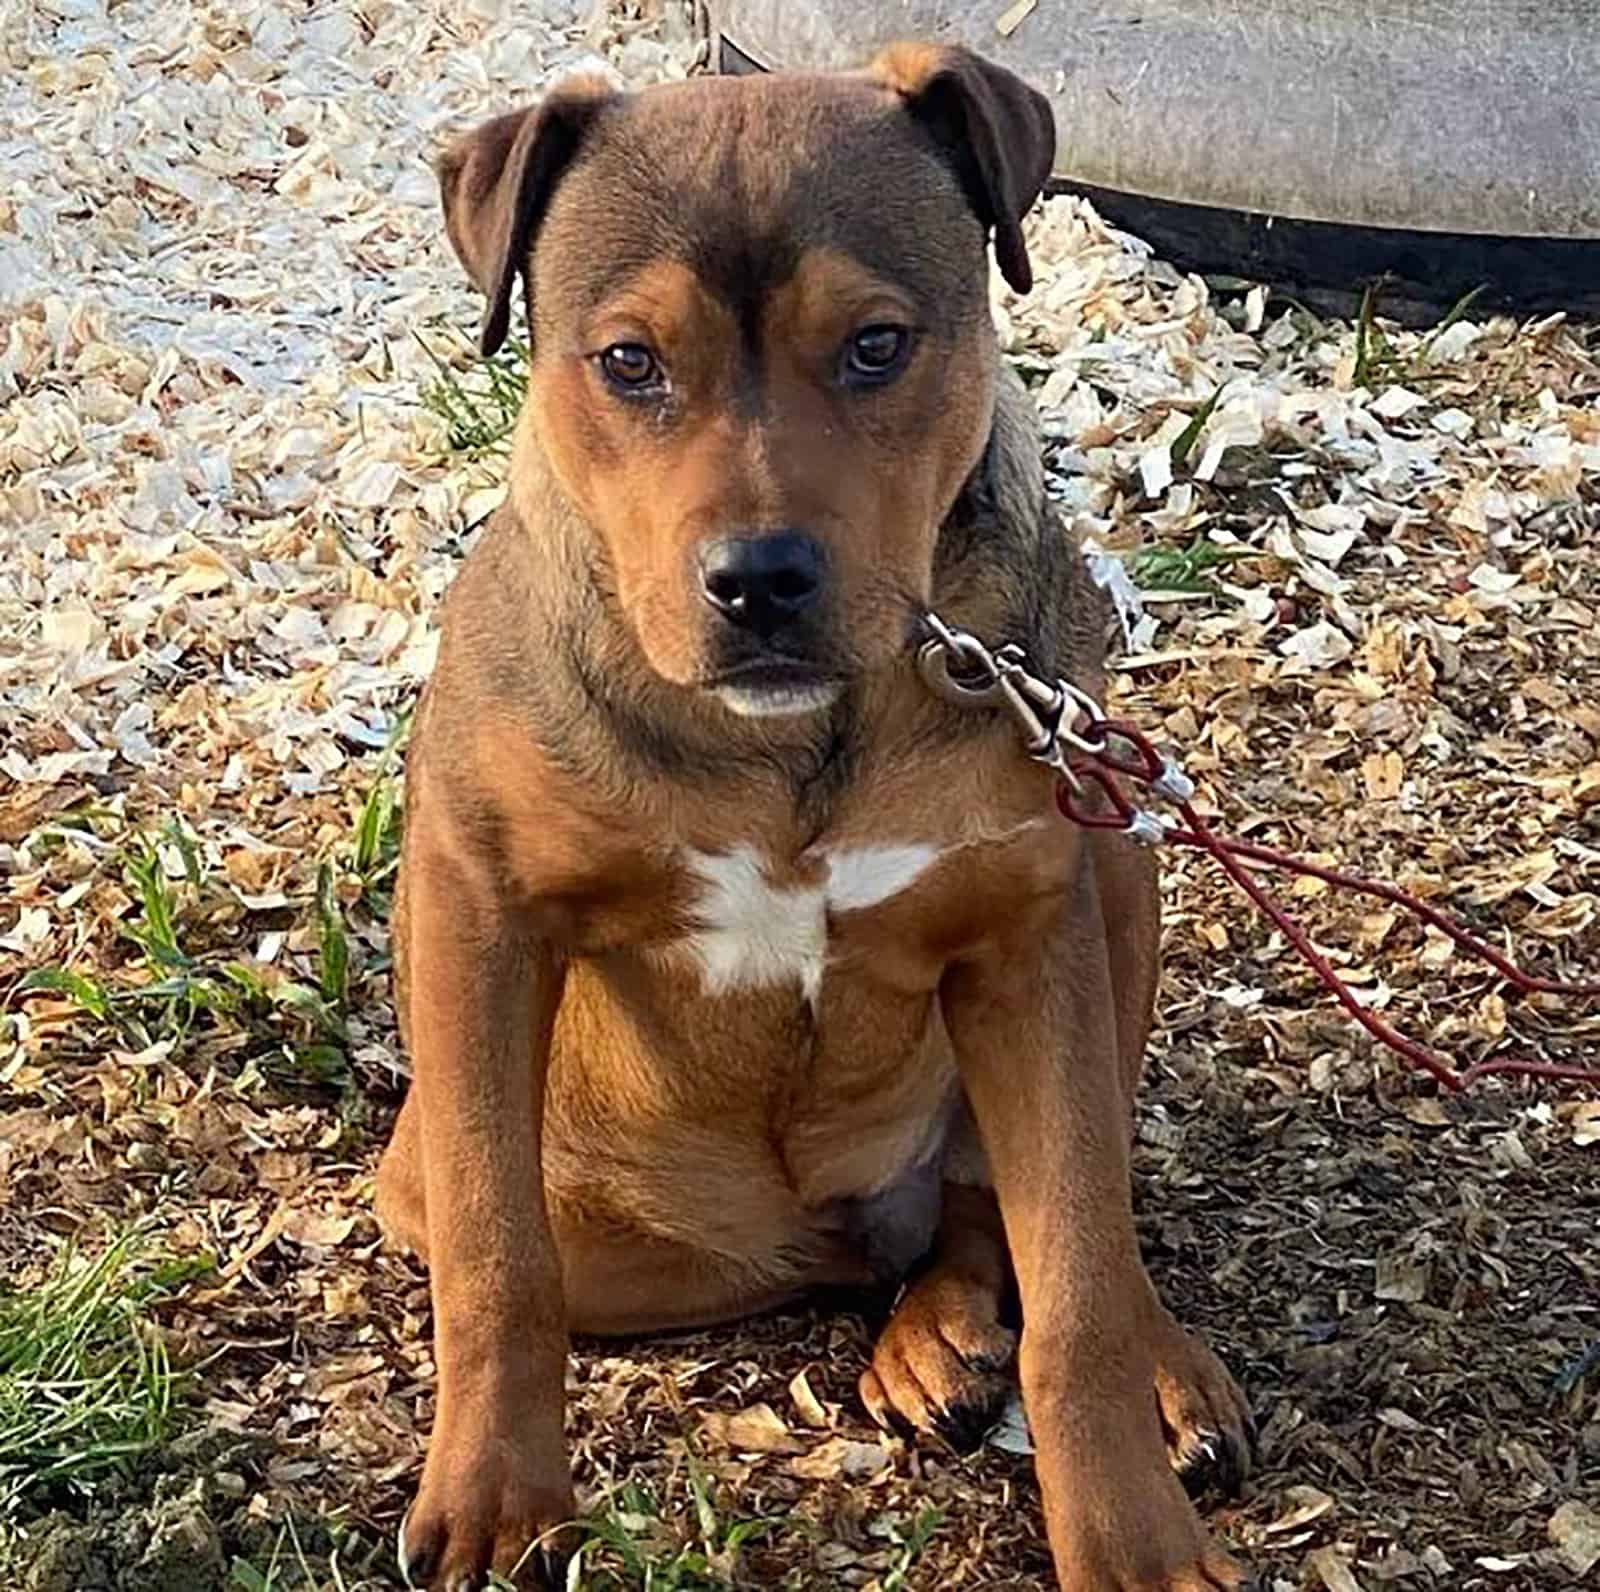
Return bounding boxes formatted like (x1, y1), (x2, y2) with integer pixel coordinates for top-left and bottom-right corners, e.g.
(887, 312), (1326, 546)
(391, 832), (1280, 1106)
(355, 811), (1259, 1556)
(680, 843), (940, 1004)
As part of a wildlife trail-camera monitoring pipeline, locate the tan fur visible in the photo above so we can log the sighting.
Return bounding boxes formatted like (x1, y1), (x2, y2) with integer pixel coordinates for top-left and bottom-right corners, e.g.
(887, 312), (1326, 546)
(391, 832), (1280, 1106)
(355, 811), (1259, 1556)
(379, 43), (1249, 1592)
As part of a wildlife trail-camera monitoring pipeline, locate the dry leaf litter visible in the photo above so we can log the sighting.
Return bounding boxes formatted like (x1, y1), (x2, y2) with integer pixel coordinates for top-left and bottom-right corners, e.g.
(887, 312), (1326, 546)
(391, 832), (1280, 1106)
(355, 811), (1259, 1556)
(2, 0), (1598, 1586)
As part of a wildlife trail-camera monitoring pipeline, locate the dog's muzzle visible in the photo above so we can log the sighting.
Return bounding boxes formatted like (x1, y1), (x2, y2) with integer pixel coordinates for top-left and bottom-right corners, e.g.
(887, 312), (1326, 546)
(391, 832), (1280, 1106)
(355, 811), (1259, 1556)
(699, 531), (840, 717)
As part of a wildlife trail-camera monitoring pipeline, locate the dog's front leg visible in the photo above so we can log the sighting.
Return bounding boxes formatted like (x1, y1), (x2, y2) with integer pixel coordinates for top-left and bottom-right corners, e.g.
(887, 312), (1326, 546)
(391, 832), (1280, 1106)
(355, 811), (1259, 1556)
(941, 867), (1243, 1592)
(397, 823), (572, 1591)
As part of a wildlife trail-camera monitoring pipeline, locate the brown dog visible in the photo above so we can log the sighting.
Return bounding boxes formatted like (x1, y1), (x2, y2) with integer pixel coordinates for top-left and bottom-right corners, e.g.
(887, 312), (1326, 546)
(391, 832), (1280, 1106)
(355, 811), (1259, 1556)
(375, 43), (1253, 1591)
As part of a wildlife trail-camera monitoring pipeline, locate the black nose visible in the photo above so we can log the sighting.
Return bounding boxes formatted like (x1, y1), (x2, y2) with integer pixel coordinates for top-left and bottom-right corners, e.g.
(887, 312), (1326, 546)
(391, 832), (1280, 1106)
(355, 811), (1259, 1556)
(699, 532), (825, 635)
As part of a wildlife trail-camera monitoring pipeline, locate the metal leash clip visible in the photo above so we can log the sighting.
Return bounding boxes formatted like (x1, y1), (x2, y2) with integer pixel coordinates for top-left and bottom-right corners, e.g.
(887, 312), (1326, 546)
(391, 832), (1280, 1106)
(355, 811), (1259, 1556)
(917, 612), (1108, 788)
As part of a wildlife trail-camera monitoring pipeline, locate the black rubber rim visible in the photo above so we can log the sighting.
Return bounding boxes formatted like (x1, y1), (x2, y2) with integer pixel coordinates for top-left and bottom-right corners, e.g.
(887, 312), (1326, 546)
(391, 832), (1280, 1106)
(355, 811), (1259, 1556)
(1067, 184), (1600, 325)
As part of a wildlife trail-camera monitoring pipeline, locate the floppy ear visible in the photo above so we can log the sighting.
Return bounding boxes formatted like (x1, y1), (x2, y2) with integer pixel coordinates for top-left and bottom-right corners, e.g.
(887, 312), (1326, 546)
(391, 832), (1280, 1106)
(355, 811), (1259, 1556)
(869, 43), (1055, 294)
(436, 75), (615, 356)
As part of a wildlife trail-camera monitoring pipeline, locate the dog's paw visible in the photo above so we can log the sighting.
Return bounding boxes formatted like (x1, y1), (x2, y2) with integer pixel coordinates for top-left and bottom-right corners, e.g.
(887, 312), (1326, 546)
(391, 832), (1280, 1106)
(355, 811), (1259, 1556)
(398, 1439), (575, 1591)
(1039, 1441), (1248, 1592)
(1053, 1529), (1247, 1592)
(1054, 1545), (1247, 1592)
(1149, 1313), (1255, 1501)
(859, 1270), (1017, 1452)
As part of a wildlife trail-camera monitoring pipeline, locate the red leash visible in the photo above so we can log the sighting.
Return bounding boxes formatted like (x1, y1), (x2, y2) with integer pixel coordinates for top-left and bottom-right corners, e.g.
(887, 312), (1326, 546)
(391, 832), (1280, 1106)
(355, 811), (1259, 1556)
(917, 613), (1600, 1095)
(1061, 719), (1600, 1093)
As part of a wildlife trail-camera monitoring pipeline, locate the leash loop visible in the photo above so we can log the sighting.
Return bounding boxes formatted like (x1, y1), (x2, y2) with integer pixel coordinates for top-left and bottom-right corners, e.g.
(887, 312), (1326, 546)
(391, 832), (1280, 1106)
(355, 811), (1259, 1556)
(918, 611), (1600, 1095)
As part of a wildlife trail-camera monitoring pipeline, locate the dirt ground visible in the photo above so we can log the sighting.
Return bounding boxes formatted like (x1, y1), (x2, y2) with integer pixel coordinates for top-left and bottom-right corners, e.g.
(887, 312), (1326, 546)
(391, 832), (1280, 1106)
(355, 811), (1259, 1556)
(3, 1), (1599, 1588)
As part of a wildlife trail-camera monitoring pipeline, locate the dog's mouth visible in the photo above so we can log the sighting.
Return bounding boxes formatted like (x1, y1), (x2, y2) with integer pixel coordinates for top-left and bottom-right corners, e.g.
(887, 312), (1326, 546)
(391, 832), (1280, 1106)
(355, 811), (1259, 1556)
(705, 660), (843, 720)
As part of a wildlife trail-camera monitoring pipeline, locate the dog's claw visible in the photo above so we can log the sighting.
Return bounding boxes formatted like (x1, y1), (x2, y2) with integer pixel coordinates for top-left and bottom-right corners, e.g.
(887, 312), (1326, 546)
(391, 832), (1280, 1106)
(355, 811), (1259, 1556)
(860, 1366), (917, 1440)
(1177, 1427), (1248, 1502)
(398, 1514), (431, 1588)
(931, 1387), (1009, 1454)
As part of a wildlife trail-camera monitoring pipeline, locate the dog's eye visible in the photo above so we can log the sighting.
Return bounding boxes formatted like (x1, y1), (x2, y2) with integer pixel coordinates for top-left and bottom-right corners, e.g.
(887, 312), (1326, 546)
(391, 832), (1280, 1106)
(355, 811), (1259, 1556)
(843, 325), (911, 385)
(598, 342), (663, 391)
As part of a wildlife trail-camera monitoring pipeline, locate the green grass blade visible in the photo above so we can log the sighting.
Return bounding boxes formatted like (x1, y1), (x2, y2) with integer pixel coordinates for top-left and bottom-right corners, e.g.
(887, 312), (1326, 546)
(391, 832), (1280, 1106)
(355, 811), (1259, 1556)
(315, 863), (349, 1011)
(14, 967), (111, 1021)
(1169, 383), (1226, 467)
(165, 819), (206, 889)
(1416, 282), (1489, 363)
(352, 776), (396, 879)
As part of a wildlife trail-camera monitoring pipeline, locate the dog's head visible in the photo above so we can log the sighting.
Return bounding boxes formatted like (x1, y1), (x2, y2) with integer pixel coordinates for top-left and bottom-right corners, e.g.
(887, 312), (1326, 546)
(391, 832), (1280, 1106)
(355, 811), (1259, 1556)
(437, 45), (1053, 719)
